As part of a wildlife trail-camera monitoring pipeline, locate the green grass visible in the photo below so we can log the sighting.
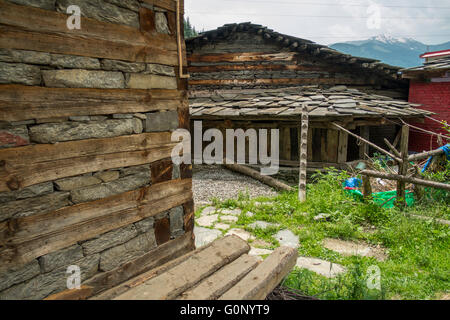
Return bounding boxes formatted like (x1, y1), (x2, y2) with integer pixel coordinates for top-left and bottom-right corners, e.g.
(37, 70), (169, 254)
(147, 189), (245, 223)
(209, 168), (450, 300)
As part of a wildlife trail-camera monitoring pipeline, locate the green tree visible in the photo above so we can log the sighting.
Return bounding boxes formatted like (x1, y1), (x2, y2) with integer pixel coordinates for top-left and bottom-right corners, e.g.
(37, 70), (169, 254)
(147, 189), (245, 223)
(184, 17), (198, 39)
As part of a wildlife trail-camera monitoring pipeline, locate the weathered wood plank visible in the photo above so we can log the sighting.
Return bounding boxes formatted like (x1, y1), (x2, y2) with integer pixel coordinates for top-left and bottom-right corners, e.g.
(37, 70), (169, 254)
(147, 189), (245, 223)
(0, 85), (184, 122)
(0, 25), (178, 65)
(0, 0), (178, 51)
(114, 235), (250, 300)
(44, 286), (94, 300)
(326, 129), (339, 163)
(219, 246), (297, 300)
(337, 131), (348, 163)
(188, 52), (296, 63)
(0, 179), (193, 272)
(141, 0), (184, 12)
(0, 133), (176, 192)
(178, 254), (260, 300)
(189, 78), (365, 87)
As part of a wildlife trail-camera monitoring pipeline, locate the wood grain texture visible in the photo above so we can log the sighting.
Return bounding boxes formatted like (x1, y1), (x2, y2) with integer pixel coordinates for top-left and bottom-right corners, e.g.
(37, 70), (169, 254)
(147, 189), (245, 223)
(0, 179), (193, 272)
(219, 246), (297, 300)
(189, 77), (365, 87)
(0, 85), (185, 122)
(188, 52), (296, 63)
(0, 133), (176, 192)
(140, 0), (184, 12)
(114, 235), (249, 300)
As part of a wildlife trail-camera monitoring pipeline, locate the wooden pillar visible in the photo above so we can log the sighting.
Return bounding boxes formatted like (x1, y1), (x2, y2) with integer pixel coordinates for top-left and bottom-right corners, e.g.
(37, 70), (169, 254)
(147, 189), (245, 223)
(337, 131), (348, 164)
(359, 126), (370, 159)
(362, 175), (372, 200)
(396, 125), (409, 208)
(298, 106), (309, 202)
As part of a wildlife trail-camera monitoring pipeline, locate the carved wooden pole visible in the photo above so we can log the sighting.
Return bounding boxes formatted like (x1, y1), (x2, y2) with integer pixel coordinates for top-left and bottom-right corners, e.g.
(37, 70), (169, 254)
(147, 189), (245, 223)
(396, 125), (410, 208)
(298, 105), (309, 202)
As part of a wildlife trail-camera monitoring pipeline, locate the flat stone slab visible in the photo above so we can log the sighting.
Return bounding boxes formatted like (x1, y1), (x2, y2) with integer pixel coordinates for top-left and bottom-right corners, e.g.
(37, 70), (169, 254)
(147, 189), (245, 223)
(323, 238), (387, 261)
(296, 257), (346, 278)
(196, 214), (219, 227)
(248, 221), (280, 230)
(200, 206), (217, 216)
(220, 215), (238, 223)
(274, 230), (299, 249)
(221, 208), (242, 216)
(249, 247), (273, 257)
(194, 226), (222, 248)
(225, 229), (255, 242)
(214, 223), (230, 231)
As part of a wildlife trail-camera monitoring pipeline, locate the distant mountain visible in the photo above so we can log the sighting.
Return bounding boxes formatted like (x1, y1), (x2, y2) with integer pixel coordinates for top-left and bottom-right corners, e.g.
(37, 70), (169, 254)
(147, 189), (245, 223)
(330, 34), (450, 68)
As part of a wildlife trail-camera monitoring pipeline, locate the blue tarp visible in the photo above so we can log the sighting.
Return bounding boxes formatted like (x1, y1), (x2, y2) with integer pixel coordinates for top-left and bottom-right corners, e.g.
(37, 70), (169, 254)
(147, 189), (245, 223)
(422, 144), (450, 172)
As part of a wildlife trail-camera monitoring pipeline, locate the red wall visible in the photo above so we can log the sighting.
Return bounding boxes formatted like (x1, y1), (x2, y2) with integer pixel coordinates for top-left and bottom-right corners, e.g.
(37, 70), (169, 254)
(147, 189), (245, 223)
(408, 81), (450, 152)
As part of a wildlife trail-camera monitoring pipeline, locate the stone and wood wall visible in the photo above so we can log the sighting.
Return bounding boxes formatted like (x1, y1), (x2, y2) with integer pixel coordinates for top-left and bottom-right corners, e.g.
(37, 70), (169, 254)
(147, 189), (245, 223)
(0, 0), (194, 299)
(186, 24), (409, 98)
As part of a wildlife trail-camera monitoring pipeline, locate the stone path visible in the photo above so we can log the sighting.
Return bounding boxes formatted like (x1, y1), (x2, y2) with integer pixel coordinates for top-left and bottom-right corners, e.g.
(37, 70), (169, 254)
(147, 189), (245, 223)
(193, 205), (387, 279)
(323, 238), (388, 261)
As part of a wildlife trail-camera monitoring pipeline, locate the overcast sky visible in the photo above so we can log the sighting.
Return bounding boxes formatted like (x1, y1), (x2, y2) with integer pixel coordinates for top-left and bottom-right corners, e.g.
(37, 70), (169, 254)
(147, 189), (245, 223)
(185, 0), (450, 45)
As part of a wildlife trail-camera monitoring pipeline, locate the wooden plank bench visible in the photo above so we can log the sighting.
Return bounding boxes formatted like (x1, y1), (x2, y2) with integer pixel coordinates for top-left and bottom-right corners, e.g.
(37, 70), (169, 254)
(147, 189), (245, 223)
(47, 235), (298, 300)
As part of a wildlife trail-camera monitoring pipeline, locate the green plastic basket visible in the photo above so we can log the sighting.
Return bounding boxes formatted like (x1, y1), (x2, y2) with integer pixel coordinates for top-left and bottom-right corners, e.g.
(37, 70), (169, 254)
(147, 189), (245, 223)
(345, 189), (415, 208)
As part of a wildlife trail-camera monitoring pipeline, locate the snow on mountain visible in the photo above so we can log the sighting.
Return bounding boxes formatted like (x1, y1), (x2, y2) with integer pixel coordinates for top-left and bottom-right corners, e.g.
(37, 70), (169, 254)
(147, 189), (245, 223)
(330, 35), (450, 68)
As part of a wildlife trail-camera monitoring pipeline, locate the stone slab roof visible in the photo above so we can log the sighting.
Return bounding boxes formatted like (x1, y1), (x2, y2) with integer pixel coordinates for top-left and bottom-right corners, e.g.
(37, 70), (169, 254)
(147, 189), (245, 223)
(189, 85), (432, 120)
(401, 57), (450, 74)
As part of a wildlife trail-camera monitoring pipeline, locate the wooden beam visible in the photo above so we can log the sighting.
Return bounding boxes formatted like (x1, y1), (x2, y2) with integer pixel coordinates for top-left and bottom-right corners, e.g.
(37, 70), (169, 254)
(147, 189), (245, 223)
(178, 254), (260, 300)
(188, 52), (296, 63)
(219, 246), (298, 300)
(408, 148), (446, 161)
(189, 77), (365, 87)
(223, 164), (293, 192)
(360, 170), (450, 191)
(0, 133), (176, 192)
(0, 85), (184, 122)
(140, 0), (184, 12)
(0, 179), (193, 272)
(114, 236), (250, 300)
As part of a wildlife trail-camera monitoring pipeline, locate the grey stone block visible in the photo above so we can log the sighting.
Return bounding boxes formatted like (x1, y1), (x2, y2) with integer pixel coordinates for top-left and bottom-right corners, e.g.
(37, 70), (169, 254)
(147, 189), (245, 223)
(144, 111), (179, 132)
(0, 49), (51, 65)
(101, 59), (146, 73)
(172, 164), (180, 179)
(0, 260), (41, 292)
(145, 64), (175, 77)
(0, 125), (29, 149)
(94, 171), (120, 183)
(0, 182), (53, 204)
(104, 0), (140, 12)
(70, 171), (150, 204)
(0, 62), (41, 85)
(69, 116), (91, 122)
(119, 164), (150, 177)
(7, 0), (55, 10)
(112, 114), (134, 119)
(56, 0), (139, 28)
(169, 206), (184, 237)
(38, 245), (84, 273)
(55, 176), (102, 191)
(49, 54), (100, 70)
(126, 73), (177, 89)
(29, 119), (142, 143)
(42, 69), (124, 89)
(99, 232), (156, 272)
(134, 217), (155, 234)
(81, 225), (138, 256)
(0, 192), (71, 223)
(0, 254), (99, 300)
(155, 12), (170, 34)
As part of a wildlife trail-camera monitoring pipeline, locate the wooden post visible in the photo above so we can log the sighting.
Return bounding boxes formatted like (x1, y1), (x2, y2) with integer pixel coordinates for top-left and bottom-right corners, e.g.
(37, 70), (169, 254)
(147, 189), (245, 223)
(337, 131), (348, 164)
(396, 125), (409, 208)
(362, 175), (372, 200)
(359, 126), (370, 159)
(298, 105), (309, 202)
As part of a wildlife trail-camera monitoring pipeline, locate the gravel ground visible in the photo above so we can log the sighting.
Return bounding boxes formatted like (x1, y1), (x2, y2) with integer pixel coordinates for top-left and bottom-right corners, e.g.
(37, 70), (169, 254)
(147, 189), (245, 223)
(193, 165), (278, 205)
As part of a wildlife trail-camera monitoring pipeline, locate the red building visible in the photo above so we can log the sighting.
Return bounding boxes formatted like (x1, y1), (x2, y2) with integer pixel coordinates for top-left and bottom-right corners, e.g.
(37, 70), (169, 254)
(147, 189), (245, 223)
(402, 50), (450, 152)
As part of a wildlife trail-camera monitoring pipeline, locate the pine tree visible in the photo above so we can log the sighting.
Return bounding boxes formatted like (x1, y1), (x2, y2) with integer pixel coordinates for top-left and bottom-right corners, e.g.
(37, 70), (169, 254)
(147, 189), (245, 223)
(184, 17), (198, 39)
